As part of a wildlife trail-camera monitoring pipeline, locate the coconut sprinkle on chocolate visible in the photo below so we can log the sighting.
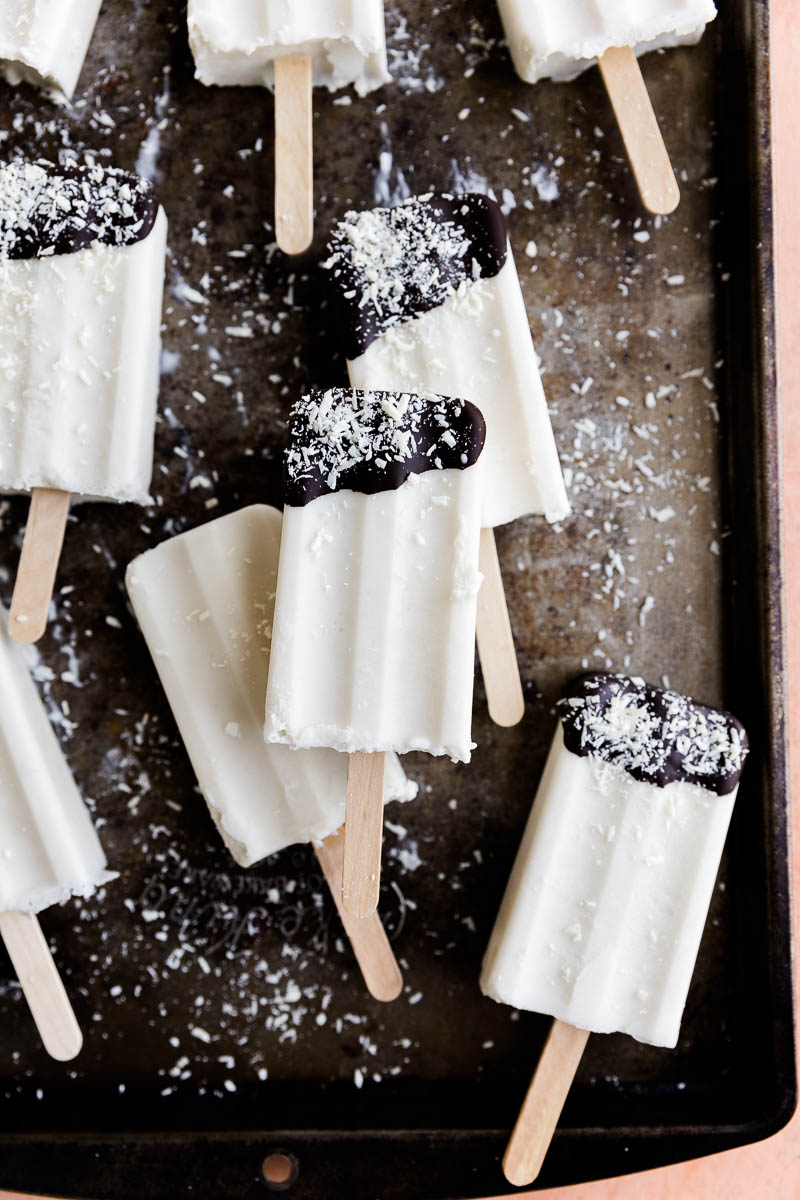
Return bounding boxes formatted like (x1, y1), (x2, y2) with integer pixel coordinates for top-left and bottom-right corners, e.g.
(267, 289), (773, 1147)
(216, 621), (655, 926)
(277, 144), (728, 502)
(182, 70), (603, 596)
(561, 673), (748, 795)
(284, 387), (485, 506)
(0, 159), (159, 260)
(324, 192), (507, 359)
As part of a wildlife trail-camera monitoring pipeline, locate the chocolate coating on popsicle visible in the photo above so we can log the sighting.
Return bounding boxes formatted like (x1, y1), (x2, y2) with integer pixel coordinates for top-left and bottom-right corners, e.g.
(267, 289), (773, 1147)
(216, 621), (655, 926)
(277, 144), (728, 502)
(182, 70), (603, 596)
(0, 159), (160, 260)
(324, 193), (508, 360)
(561, 672), (748, 795)
(285, 388), (486, 507)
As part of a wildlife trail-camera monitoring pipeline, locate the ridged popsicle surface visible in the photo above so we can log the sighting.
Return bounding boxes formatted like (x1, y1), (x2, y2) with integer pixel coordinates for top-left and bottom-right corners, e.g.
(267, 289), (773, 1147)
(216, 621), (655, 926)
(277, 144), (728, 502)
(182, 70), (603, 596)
(266, 469), (483, 763)
(188, 0), (390, 94)
(327, 195), (569, 530)
(0, 608), (113, 914)
(349, 251), (569, 529)
(481, 672), (747, 1048)
(496, 0), (717, 83)
(0, 209), (167, 503)
(0, 0), (103, 98)
(126, 504), (416, 867)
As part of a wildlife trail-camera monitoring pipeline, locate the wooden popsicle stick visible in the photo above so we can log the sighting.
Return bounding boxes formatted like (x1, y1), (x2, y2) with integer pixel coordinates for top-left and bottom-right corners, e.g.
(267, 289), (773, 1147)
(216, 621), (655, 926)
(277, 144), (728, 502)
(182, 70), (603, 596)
(9, 487), (70, 644)
(342, 751), (386, 920)
(314, 826), (402, 1002)
(274, 55), (313, 255)
(0, 910), (83, 1062)
(598, 45), (680, 216)
(476, 527), (525, 728)
(503, 1020), (591, 1187)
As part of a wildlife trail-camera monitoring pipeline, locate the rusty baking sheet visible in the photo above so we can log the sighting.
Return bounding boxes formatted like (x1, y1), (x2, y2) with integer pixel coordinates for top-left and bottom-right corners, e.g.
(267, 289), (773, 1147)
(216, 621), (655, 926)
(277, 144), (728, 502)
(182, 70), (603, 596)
(0, 1), (792, 1197)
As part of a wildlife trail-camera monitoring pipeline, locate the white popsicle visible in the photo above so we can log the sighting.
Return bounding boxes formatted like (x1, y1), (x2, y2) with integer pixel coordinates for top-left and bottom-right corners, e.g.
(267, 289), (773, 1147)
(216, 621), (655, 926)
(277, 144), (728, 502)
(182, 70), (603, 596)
(497, 0), (717, 83)
(126, 504), (416, 1002)
(0, 606), (114, 1059)
(480, 672), (748, 1185)
(188, 0), (390, 95)
(187, 0), (390, 254)
(0, 0), (103, 100)
(265, 388), (485, 917)
(0, 159), (167, 642)
(326, 193), (569, 727)
(496, 1), (717, 213)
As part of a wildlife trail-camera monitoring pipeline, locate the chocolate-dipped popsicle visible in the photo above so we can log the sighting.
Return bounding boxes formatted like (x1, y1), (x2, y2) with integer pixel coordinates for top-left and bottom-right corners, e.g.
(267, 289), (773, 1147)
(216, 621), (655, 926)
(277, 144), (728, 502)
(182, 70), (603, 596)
(481, 672), (748, 1185)
(265, 387), (486, 918)
(325, 192), (569, 728)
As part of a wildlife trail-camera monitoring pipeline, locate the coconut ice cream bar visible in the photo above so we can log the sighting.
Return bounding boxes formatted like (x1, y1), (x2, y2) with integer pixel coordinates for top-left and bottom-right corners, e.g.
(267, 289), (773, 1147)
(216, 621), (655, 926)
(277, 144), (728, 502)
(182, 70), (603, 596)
(0, 160), (166, 504)
(494, 2), (717, 214)
(0, 159), (167, 642)
(0, 1), (103, 99)
(327, 194), (567, 532)
(187, 0), (390, 255)
(266, 388), (485, 761)
(126, 503), (416, 1002)
(265, 387), (485, 916)
(326, 192), (569, 728)
(496, 0), (717, 83)
(126, 504), (417, 867)
(481, 672), (748, 1185)
(0, 608), (113, 914)
(187, 0), (390, 95)
(0, 606), (114, 1060)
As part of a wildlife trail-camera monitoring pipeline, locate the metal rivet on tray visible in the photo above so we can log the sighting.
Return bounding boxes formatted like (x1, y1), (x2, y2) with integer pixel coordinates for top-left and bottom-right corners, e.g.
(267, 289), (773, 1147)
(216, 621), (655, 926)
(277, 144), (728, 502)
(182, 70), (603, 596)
(262, 1151), (298, 1190)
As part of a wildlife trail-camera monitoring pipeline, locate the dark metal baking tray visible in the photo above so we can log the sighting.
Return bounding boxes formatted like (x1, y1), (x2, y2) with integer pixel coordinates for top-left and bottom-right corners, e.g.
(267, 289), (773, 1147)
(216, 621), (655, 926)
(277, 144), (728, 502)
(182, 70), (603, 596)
(0, 0), (792, 1196)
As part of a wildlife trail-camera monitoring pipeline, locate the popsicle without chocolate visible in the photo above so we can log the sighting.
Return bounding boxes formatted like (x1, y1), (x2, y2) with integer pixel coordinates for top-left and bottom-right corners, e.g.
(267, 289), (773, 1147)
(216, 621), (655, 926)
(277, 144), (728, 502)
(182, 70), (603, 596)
(0, 607), (115, 1060)
(187, 0), (390, 253)
(495, 0), (718, 213)
(126, 504), (416, 1002)
(0, 0), (103, 100)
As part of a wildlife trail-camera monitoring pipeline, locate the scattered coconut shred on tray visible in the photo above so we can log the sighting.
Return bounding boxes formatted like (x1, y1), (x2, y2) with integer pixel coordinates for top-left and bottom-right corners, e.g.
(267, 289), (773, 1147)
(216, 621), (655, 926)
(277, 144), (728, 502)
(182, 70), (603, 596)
(0, 0), (729, 1103)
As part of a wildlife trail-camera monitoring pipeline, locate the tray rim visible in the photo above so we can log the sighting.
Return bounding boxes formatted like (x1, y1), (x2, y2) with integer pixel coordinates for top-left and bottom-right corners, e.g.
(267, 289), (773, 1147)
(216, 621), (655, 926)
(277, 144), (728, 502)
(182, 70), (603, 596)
(0, 0), (795, 1195)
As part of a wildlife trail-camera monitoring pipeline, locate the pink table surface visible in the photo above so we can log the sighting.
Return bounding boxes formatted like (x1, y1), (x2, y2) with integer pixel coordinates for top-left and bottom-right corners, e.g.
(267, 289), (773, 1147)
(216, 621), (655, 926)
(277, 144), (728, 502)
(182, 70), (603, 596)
(3, 2), (798, 1198)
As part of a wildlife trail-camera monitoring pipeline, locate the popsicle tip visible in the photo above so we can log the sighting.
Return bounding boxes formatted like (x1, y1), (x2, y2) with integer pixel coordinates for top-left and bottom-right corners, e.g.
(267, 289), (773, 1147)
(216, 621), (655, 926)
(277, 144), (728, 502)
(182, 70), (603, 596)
(368, 968), (403, 1004)
(45, 1025), (83, 1062)
(276, 219), (313, 256)
(643, 181), (680, 216)
(487, 694), (525, 728)
(502, 1155), (541, 1189)
(341, 890), (379, 920)
(8, 606), (46, 644)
